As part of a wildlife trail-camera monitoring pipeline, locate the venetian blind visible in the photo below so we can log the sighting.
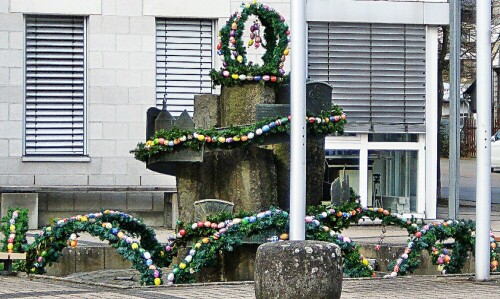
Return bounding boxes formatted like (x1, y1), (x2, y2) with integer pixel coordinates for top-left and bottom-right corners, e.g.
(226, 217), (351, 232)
(308, 22), (426, 133)
(25, 15), (86, 155)
(156, 19), (213, 116)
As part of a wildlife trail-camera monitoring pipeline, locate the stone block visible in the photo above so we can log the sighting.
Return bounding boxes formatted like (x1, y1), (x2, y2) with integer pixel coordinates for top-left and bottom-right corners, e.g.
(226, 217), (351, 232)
(0, 0), (8, 13)
(36, 174), (88, 186)
(0, 67), (7, 84)
(10, 0), (101, 15)
(128, 86), (155, 104)
(88, 174), (115, 186)
(89, 69), (116, 87)
(88, 52), (103, 69)
(116, 105), (143, 122)
(0, 121), (21, 139)
(219, 83), (275, 127)
(0, 49), (22, 67)
(88, 86), (103, 104)
(152, 192), (164, 211)
(37, 193), (48, 211)
(115, 175), (140, 186)
(74, 193), (101, 211)
(102, 123), (128, 139)
(140, 174), (175, 186)
(116, 34), (141, 52)
(130, 211), (164, 227)
(9, 32), (23, 50)
(0, 139), (8, 156)
(254, 241), (343, 299)
(9, 67), (23, 85)
(9, 103), (22, 120)
(0, 175), (34, 186)
(129, 52), (155, 70)
(89, 140), (116, 157)
(101, 86), (128, 105)
(45, 247), (76, 277)
(115, 0), (142, 16)
(127, 192), (153, 211)
(88, 122), (103, 140)
(75, 246), (105, 273)
(103, 51), (129, 69)
(8, 139), (21, 158)
(130, 16), (155, 34)
(89, 104), (116, 122)
(101, 193), (127, 210)
(102, 0), (116, 15)
(104, 246), (132, 269)
(46, 193), (74, 212)
(193, 94), (220, 128)
(0, 103), (8, 120)
(88, 33), (116, 52)
(88, 15), (103, 34)
(0, 32), (7, 49)
(103, 16), (129, 34)
(223, 243), (259, 281)
(1, 193), (38, 229)
(116, 70), (142, 87)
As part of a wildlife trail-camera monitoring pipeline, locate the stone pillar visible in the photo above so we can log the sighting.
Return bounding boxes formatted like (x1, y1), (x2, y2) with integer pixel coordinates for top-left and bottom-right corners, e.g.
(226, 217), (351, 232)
(1, 193), (39, 229)
(219, 83), (276, 127)
(175, 147), (278, 223)
(254, 241), (343, 299)
(273, 136), (326, 210)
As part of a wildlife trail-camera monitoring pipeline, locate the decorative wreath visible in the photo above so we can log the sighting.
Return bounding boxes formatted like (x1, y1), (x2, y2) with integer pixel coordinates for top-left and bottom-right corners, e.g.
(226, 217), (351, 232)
(210, 1), (290, 86)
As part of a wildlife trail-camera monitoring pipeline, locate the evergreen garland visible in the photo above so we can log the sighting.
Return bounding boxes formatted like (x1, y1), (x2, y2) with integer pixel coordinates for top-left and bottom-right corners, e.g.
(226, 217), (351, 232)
(0, 208), (29, 253)
(210, 1), (290, 87)
(131, 106), (346, 162)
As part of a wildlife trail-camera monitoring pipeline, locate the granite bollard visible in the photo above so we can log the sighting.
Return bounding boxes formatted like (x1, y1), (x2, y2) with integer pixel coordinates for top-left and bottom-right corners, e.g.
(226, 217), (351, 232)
(254, 240), (343, 299)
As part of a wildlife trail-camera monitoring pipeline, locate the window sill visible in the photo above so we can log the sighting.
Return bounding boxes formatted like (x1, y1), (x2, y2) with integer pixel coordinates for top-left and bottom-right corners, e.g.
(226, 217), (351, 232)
(22, 156), (91, 163)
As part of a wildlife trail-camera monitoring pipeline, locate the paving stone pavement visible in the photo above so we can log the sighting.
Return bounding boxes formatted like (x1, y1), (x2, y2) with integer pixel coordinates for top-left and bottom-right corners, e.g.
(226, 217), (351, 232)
(1, 274), (500, 298)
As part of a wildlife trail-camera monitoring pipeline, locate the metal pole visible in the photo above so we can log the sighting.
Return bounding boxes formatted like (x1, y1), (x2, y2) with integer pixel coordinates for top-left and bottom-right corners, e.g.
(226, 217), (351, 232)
(476, 0), (492, 282)
(449, 0), (461, 220)
(289, 0), (307, 241)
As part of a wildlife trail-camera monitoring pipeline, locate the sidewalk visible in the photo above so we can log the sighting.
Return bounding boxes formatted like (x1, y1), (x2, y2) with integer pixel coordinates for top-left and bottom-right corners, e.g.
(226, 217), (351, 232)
(1, 273), (499, 298)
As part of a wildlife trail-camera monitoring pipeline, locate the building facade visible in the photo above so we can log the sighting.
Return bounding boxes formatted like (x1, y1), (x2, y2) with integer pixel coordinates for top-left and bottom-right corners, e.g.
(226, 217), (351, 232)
(0, 0), (448, 227)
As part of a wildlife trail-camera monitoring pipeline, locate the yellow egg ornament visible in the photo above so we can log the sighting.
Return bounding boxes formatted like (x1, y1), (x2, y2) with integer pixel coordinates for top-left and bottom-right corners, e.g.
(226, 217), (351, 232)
(131, 243), (139, 250)
(283, 48), (290, 56)
(9, 225), (15, 232)
(7, 243), (14, 251)
(248, 39), (254, 46)
(237, 55), (243, 63)
(231, 73), (239, 80)
(154, 278), (162, 286)
(362, 259), (369, 266)
(179, 262), (187, 270)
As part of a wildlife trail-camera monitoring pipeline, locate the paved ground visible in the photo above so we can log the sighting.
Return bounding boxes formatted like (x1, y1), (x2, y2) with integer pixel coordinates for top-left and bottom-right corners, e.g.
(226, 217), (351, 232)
(1, 273), (499, 298)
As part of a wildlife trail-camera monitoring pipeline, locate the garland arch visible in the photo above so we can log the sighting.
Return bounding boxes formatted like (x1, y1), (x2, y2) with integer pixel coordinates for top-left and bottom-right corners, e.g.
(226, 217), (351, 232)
(210, 0), (290, 86)
(24, 211), (171, 286)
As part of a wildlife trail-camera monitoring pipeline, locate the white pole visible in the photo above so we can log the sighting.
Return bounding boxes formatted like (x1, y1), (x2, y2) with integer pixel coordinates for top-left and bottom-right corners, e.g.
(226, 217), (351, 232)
(476, 0), (492, 281)
(289, 0), (307, 241)
(449, 0), (461, 220)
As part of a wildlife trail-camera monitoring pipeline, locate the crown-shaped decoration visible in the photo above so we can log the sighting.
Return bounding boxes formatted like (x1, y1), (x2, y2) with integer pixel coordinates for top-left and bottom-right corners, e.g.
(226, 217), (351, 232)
(210, 1), (290, 86)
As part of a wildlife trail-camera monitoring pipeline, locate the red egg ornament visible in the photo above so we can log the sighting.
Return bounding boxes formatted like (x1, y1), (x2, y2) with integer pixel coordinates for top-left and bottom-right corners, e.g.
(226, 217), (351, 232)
(179, 229), (186, 237)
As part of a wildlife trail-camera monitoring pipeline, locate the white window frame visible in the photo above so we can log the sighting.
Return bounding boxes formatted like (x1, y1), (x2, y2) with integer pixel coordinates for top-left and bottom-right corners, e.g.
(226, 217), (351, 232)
(22, 15), (89, 162)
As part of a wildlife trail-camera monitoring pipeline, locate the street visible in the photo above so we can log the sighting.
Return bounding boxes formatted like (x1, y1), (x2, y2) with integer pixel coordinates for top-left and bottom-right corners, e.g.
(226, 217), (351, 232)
(440, 158), (500, 204)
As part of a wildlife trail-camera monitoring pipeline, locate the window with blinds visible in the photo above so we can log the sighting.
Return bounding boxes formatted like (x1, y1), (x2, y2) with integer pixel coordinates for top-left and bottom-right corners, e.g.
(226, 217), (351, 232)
(156, 19), (213, 116)
(308, 22), (426, 133)
(24, 15), (86, 156)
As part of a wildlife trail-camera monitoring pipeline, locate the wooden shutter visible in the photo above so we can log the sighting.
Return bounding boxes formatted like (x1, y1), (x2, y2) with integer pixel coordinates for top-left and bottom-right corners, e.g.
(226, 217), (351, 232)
(308, 22), (426, 133)
(25, 15), (86, 155)
(156, 19), (213, 116)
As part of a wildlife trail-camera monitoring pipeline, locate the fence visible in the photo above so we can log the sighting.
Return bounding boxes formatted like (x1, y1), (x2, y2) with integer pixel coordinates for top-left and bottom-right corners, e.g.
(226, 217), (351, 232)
(461, 118), (500, 158)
